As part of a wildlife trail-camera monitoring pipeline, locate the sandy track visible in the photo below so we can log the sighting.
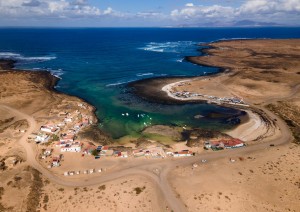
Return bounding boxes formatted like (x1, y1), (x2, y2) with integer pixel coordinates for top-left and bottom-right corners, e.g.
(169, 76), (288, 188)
(0, 104), (293, 212)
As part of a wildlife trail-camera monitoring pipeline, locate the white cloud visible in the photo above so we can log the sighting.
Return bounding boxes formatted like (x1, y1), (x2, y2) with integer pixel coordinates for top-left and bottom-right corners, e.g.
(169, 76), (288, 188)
(103, 7), (113, 15)
(171, 0), (300, 25)
(48, 1), (68, 13)
(239, 0), (300, 14)
(0, 0), (299, 26)
(0, 0), (119, 18)
(239, 0), (277, 14)
(185, 3), (194, 7)
(137, 11), (164, 18)
(282, 0), (300, 11)
(171, 4), (235, 20)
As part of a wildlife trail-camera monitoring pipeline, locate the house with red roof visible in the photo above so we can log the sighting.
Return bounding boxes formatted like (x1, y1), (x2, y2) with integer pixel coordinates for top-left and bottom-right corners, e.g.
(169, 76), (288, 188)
(173, 150), (193, 157)
(52, 156), (60, 167)
(223, 139), (245, 149)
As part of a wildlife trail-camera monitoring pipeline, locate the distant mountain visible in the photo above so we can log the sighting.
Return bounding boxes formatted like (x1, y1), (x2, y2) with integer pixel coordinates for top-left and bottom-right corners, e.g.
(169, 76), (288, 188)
(172, 20), (283, 28)
(232, 20), (282, 27)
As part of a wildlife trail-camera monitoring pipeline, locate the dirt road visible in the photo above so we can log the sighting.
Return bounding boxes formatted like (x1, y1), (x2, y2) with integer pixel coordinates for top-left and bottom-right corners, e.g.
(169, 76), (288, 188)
(0, 104), (293, 212)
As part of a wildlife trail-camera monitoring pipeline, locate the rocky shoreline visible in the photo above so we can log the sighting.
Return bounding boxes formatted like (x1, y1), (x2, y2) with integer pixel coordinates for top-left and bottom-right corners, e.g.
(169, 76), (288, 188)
(0, 59), (111, 144)
(129, 39), (300, 143)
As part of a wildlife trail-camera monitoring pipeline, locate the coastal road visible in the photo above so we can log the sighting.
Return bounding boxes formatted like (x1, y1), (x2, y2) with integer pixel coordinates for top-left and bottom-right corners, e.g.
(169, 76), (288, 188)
(0, 104), (293, 212)
(0, 104), (187, 212)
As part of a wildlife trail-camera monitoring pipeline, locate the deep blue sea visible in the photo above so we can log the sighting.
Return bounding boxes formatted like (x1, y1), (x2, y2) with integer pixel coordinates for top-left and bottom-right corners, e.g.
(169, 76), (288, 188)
(1, 27), (300, 139)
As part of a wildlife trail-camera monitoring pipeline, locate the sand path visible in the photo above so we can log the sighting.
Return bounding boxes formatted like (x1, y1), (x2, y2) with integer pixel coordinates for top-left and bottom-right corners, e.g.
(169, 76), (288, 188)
(0, 104), (293, 212)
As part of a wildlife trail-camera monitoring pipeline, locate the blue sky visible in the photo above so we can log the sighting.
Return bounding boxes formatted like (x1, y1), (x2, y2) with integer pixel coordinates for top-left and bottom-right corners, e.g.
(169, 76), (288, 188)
(0, 0), (299, 27)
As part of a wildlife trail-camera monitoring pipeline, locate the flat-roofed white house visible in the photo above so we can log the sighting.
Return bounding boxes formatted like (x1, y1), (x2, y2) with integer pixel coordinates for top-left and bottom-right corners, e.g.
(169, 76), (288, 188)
(35, 134), (50, 143)
(64, 117), (73, 123)
(173, 150), (193, 157)
(61, 143), (81, 152)
(120, 151), (128, 158)
(40, 125), (60, 134)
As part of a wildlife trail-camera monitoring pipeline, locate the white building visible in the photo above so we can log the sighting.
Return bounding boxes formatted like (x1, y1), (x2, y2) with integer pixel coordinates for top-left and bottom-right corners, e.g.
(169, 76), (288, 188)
(35, 134), (50, 143)
(40, 125), (59, 134)
(64, 117), (73, 123)
(120, 152), (128, 158)
(173, 150), (193, 157)
(61, 143), (81, 152)
(204, 141), (212, 149)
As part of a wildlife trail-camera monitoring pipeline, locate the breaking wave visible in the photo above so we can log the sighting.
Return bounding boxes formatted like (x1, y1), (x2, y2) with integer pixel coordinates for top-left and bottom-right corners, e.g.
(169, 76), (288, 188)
(0, 52), (56, 63)
(138, 41), (198, 53)
(31, 67), (64, 78)
(106, 79), (137, 87)
(136, 73), (154, 77)
(49, 68), (64, 78)
(176, 58), (184, 63)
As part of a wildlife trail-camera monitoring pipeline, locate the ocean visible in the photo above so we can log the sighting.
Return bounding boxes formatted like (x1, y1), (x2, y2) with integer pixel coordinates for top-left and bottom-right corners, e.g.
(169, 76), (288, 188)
(1, 27), (300, 139)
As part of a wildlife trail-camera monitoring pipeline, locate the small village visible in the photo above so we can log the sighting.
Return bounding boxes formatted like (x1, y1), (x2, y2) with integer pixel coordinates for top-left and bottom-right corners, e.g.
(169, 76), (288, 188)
(168, 82), (249, 107)
(27, 101), (246, 177)
(173, 90), (248, 106)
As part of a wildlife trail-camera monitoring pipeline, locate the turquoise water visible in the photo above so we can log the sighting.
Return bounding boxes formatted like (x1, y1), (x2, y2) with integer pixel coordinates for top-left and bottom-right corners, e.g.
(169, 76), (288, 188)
(1, 27), (300, 138)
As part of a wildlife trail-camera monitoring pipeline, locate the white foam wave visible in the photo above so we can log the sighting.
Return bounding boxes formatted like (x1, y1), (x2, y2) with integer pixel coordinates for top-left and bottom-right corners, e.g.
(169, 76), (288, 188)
(25, 56), (56, 61)
(106, 82), (125, 87)
(136, 73), (154, 77)
(30, 67), (64, 79)
(139, 41), (197, 53)
(106, 80), (135, 87)
(0, 52), (56, 63)
(176, 58), (184, 63)
(106, 78), (143, 87)
(0, 52), (21, 57)
(49, 68), (64, 78)
(144, 48), (164, 52)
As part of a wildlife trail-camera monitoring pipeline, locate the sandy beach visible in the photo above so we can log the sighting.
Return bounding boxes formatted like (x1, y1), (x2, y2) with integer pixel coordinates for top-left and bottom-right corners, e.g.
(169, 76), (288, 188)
(130, 39), (300, 145)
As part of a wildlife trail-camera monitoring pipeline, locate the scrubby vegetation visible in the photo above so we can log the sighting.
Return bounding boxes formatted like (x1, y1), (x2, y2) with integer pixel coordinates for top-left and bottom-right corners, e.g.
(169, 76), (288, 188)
(267, 102), (300, 144)
(98, 185), (106, 191)
(26, 167), (43, 212)
(133, 186), (146, 195)
(77, 125), (111, 145)
(183, 128), (231, 147)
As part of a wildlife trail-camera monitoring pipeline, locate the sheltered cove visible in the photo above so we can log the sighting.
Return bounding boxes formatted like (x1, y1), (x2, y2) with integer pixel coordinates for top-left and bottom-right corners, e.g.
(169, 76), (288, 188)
(0, 39), (300, 212)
